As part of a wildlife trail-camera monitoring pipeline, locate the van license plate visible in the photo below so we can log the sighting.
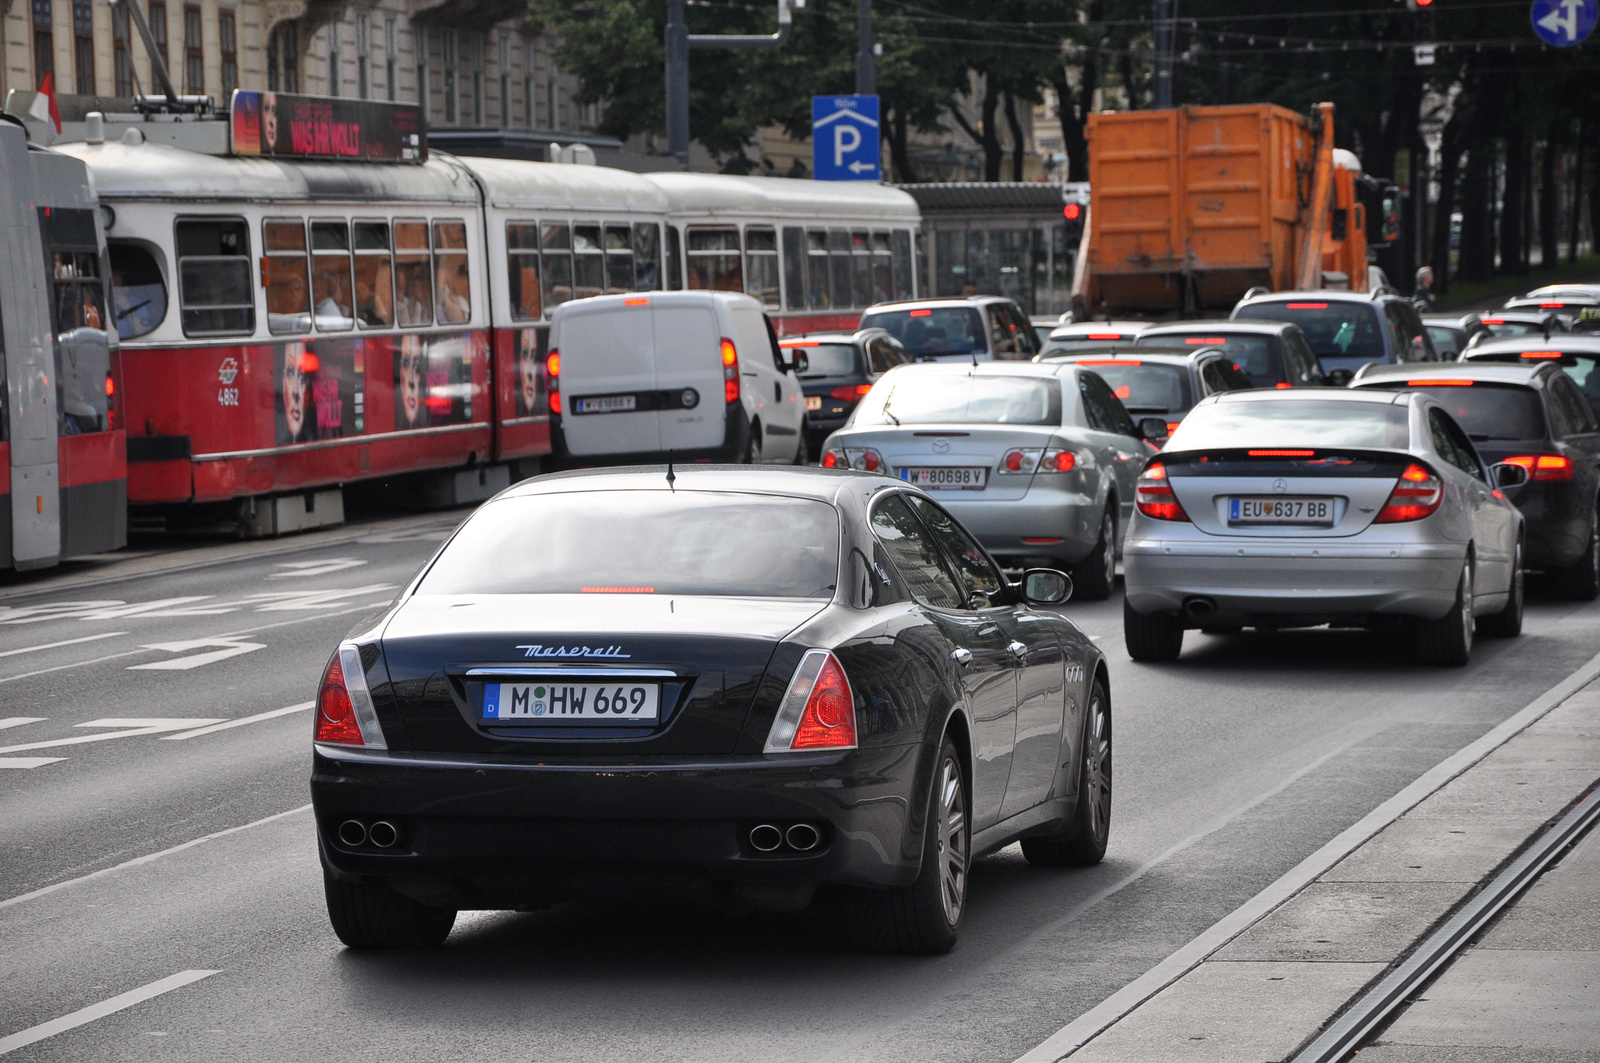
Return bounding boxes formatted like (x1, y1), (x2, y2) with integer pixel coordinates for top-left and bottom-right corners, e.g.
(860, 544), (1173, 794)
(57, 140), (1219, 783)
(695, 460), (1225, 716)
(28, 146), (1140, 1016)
(573, 395), (637, 414)
(901, 467), (988, 490)
(804, 395), (823, 412)
(483, 682), (660, 723)
(1228, 496), (1335, 526)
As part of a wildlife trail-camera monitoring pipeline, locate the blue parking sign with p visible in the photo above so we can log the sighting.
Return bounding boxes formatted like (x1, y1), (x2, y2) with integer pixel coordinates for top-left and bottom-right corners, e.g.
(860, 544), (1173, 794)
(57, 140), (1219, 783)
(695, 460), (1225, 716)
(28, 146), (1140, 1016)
(813, 96), (880, 182)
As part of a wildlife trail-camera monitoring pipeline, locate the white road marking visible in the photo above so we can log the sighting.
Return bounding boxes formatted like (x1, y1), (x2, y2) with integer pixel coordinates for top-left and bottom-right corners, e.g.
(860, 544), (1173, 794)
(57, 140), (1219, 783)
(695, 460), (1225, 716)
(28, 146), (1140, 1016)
(0, 969), (220, 1055)
(0, 717), (46, 731)
(0, 598), (238, 624)
(0, 632), (128, 658)
(0, 758), (65, 770)
(237, 585), (396, 611)
(267, 557), (368, 579)
(0, 719), (226, 756)
(0, 804), (311, 910)
(127, 639), (266, 671)
(162, 701), (315, 740)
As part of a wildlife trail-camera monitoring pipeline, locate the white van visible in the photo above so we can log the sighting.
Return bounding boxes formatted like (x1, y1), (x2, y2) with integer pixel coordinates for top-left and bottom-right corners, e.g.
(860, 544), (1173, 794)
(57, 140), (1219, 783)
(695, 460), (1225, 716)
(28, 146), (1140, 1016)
(549, 291), (809, 465)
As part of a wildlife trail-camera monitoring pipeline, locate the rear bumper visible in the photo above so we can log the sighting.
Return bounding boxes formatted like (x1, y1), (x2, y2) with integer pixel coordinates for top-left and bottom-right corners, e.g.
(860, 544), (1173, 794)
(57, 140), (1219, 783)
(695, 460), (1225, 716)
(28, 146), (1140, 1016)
(1123, 534), (1465, 623)
(311, 742), (927, 906)
(939, 481), (1102, 566)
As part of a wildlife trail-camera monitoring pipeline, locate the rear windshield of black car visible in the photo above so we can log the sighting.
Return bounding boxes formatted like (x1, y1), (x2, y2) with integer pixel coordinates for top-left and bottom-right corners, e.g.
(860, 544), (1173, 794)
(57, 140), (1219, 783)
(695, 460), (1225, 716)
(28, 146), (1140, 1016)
(1365, 383), (1546, 442)
(1074, 361), (1191, 412)
(853, 373), (1062, 426)
(416, 492), (840, 598)
(860, 307), (986, 359)
(1234, 301), (1385, 361)
(793, 343), (859, 378)
(1169, 400), (1410, 450)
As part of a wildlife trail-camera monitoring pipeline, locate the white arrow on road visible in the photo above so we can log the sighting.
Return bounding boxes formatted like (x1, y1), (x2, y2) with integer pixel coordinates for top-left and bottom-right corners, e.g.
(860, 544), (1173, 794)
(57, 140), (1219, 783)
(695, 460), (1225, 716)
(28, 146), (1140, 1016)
(127, 639), (266, 671)
(267, 557), (368, 580)
(0, 718), (226, 756)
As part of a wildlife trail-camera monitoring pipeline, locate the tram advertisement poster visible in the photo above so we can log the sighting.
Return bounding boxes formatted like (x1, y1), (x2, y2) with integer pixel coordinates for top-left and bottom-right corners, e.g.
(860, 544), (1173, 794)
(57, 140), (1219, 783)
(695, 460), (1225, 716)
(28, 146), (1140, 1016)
(395, 333), (478, 431)
(230, 90), (426, 163)
(277, 341), (364, 445)
(513, 327), (548, 418)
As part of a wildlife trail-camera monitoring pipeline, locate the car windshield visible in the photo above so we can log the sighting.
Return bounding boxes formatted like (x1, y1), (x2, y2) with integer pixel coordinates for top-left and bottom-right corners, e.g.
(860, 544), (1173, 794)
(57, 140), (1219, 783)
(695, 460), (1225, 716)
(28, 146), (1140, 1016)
(793, 343), (858, 378)
(1480, 320), (1547, 337)
(1235, 301), (1385, 361)
(1042, 336), (1138, 355)
(1169, 400), (1411, 450)
(861, 307), (985, 358)
(1074, 362), (1191, 412)
(416, 492), (840, 598)
(1142, 333), (1282, 386)
(1425, 325), (1465, 357)
(1367, 384), (1546, 441)
(855, 374), (1061, 426)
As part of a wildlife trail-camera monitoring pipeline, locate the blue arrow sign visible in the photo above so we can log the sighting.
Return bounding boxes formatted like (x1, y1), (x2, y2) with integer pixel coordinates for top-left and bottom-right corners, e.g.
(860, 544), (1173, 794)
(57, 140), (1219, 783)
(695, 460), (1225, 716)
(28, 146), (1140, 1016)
(1531, 0), (1596, 46)
(813, 95), (880, 182)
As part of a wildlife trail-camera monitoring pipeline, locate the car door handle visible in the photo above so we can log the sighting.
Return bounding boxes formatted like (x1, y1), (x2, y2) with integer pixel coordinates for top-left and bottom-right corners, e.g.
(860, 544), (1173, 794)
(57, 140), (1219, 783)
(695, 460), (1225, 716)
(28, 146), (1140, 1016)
(1008, 641), (1028, 660)
(951, 648), (973, 666)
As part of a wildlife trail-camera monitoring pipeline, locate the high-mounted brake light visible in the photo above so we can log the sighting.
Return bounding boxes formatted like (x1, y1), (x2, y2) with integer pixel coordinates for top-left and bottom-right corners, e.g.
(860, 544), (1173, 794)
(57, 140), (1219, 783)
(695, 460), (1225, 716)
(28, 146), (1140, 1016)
(1248, 449), (1315, 457)
(1520, 351), (1563, 359)
(1274, 382), (1293, 389)
(781, 339), (822, 347)
(624, 297), (649, 306)
(909, 308), (932, 317)
(1135, 461), (1189, 521)
(1374, 463), (1443, 523)
(314, 645), (386, 748)
(1079, 358), (1141, 366)
(1086, 333), (1124, 340)
(1502, 453), (1574, 481)
(1540, 303), (1566, 309)
(722, 338), (740, 404)
(763, 650), (856, 752)
(1184, 337), (1228, 345)
(1412, 379), (1474, 386)
(1481, 318), (1506, 325)
(1286, 302), (1328, 309)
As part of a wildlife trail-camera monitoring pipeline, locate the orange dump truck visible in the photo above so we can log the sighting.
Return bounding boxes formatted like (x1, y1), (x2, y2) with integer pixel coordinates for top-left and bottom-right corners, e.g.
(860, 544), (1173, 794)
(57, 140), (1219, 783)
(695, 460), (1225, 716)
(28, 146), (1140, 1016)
(1074, 102), (1380, 317)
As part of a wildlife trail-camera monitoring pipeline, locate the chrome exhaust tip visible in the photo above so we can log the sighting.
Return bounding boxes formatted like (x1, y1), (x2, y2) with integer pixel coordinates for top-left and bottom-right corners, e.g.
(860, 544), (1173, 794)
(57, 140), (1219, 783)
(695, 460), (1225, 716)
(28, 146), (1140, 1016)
(367, 821), (399, 849)
(1184, 596), (1216, 616)
(785, 823), (821, 852)
(337, 819), (367, 847)
(749, 824), (783, 852)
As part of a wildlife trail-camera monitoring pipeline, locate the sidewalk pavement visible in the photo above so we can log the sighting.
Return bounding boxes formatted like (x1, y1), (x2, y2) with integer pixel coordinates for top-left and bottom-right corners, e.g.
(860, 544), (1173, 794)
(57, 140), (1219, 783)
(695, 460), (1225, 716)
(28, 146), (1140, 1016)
(1358, 817), (1600, 1062)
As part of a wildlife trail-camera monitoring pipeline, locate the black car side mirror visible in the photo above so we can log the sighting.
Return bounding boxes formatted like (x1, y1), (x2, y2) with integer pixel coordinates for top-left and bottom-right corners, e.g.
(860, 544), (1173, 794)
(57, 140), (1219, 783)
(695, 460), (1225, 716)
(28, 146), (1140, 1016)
(1138, 416), (1168, 442)
(1492, 462), (1530, 488)
(1326, 368), (1354, 387)
(1022, 568), (1073, 605)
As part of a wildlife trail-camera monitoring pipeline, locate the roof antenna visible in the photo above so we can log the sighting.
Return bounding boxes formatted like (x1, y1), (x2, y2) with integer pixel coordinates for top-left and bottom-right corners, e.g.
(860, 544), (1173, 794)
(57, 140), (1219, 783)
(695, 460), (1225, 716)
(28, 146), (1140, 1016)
(666, 450), (676, 491)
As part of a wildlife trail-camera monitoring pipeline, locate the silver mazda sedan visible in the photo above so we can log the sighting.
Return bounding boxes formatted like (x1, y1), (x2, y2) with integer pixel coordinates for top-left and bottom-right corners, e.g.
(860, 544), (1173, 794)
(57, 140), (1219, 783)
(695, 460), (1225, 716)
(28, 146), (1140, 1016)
(821, 362), (1158, 599)
(1122, 389), (1525, 665)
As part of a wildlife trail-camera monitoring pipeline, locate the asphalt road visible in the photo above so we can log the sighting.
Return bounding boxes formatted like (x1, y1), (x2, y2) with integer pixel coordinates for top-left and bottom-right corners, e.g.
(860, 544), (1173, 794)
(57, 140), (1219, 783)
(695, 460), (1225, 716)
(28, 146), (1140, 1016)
(3, 521), (1599, 1063)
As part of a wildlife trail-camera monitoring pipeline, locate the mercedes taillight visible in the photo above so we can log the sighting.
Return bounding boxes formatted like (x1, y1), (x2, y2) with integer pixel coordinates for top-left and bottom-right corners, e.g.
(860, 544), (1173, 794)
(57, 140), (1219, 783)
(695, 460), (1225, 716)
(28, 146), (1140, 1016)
(1135, 461), (1189, 521)
(1374, 463), (1444, 523)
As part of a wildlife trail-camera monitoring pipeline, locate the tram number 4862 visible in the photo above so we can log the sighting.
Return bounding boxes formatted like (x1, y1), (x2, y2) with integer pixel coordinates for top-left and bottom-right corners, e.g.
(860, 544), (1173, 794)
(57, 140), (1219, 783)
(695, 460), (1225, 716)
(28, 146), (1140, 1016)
(218, 387), (240, 406)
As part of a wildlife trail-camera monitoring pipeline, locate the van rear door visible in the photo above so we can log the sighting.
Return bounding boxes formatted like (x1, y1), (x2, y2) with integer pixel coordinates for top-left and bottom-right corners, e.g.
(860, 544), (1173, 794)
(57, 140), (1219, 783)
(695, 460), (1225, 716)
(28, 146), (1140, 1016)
(655, 301), (725, 453)
(558, 300), (660, 457)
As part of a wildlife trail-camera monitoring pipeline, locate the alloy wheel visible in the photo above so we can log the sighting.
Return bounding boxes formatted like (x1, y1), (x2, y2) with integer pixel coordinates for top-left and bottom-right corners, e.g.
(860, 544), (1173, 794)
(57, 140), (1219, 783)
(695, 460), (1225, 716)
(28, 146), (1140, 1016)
(935, 756), (968, 926)
(1100, 512), (1116, 586)
(1082, 694), (1111, 847)
(1460, 561), (1475, 648)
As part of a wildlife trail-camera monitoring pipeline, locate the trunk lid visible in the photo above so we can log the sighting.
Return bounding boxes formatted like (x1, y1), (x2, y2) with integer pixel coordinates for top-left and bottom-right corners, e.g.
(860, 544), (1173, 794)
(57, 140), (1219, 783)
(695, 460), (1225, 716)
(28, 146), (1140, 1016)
(843, 424), (1064, 501)
(1162, 450), (1415, 537)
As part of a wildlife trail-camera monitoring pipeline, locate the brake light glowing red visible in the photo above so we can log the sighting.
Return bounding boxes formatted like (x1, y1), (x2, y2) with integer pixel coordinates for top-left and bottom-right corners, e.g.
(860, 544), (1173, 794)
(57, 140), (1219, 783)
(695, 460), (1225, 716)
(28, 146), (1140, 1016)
(546, 350), (560, 378)
(1004, 450), (1025, 472)
(781, 340), (821, 347)
(1248, 449), (1315, 457)
(624, 297), (649, 306)
(1286, 302), (1328, 309)
(1045, 449), (1076, 472)
(1481, 318), (1505, 325)
(1374, 462), (1443, 523)
(790, 653), (856, 750)
(105, 374), (115, 397)
(1540, 303), (1565, 309)
(909, 309), (932, 317)
(1521, 351), (1563, 359)
(1411, 379), (1474, 386)
(1166, 421), (1181, 434)
(1087, 333), (1124, 340)
(1274, 382), (1292, 389)
(1184, 337), (1227, 344)
(722, 338), (740, 403)
(315, 655), (364, 746)
(822, 450), (843, 468)
(829, 384), (872, 400)
(1114, 385), (1131, 399)
(1079, 358), (1140, 366)
(1135, 461), (1189, 521)
(1502, 454), (1574, 481)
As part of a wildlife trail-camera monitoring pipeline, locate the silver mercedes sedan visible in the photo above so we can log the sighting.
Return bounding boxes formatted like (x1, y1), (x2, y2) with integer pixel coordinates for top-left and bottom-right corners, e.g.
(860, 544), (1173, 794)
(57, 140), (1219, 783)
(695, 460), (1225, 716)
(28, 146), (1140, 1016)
(820, 362), (1158, 599)
(1122, 389), (1526, 665)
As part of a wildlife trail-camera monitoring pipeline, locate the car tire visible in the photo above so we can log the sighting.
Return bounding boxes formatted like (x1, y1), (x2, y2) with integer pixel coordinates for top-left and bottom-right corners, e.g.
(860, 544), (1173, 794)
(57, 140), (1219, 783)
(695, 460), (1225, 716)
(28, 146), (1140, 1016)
(1070, 507), (1116, 601)
(1415, 558), (1474, 667)
(743, 430), (761, 465)
(323, 868), (457, 949)
(1480, 539), (1524, 638)
(1021, 678), (1111, 867)
(1555, 508), (1600, 601)
(792, 435), (808, 465)
(847, 737), (968, 955)
(1124, 598), (1183, 662)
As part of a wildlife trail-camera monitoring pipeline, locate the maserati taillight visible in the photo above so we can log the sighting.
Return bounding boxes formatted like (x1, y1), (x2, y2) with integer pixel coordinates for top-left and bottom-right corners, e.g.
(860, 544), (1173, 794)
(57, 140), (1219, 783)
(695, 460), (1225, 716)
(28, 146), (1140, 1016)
(763, 650), (857, 752)
(314, 645), (386, 748)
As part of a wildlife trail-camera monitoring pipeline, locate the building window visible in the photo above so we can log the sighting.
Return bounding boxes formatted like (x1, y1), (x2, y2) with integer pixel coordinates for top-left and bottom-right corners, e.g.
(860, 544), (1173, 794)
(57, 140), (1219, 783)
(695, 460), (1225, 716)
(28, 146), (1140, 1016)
(471, 33), (483, 126)
(73, 0), (94, 95)
(521, 35), (533, 128)
(112, 2), (133, 96)
(498, 33), (509, 128)
(183, 5), (202, 93)
(355, 10), (370, 99)
(547, 77), (557, 131)
(414, 24), (427, 112)
(384, 15), (396, 101)
(148, 2), (169, 90)
(441, 29), (457, 125)
(267, 21), (298, 92)
(34, 0), (54, 88)
(326, 23), (340, 96)
(219, 10), (237, 96)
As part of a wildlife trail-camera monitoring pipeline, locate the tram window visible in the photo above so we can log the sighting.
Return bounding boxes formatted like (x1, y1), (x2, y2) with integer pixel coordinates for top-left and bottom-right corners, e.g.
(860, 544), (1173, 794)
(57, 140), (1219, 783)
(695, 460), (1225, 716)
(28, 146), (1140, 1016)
(687, 228), (742, 292)
(806, 230), (830, 309)
(871, 232), (893, 304)
(264, 219), (311, 334)
(507, 222), (540, 321)
(394, 220), (434, 326)
(828, 230), (852, 309)
(310, 221), (354, 332)
(51, 252), (105, 335)
(665, 225), (682, 290)
(571, 224), (604, 300)
(540, 223), (573, 312)
(782, 227), (805, 311)
(109, 241), (167, 340)
(892, 230), (913, 301)
(432, 219), (471, 324)
(176, 218), (254, 337)
(604, 225), (633, 293)
(851, 231), (872, 308)
(632, 223), (661, 291)
(353, 221), (394, 329)
(745, 227), (779, 308)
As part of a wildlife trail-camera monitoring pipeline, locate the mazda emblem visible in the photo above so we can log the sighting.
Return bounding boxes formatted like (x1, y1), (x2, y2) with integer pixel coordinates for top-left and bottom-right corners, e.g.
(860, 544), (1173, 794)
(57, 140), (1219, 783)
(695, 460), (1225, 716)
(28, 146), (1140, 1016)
(932, 438), (951, 454)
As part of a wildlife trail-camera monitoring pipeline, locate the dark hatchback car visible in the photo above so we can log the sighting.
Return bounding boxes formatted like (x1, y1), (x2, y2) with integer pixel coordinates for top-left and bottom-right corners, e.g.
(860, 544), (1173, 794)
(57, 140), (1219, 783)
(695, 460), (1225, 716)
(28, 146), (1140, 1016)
(1462, 335), (1600, 421)
(1042, 347), (1254, 446)
(1352, 362), (1600, 598)
(787, 328), (910, 459)
(1134, 320), (1326, 389)
(312, 467), (1110, 954)
(1232, 289), (1440, 379)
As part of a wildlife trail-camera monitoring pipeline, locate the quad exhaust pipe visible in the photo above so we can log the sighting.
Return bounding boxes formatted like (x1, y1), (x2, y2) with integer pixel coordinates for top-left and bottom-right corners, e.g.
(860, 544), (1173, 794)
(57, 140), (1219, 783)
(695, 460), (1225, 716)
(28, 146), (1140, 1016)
(785, 823), (820, 851)
(337, 818), (400, 849)
(337, 819), (368, 847)
(749, 822), (822, 853)
(368, 821), (399, 848)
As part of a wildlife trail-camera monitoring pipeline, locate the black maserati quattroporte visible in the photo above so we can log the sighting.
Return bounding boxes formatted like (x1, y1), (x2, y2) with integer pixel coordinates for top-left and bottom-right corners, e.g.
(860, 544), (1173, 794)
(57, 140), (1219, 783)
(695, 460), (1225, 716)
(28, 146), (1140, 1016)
(311, 466), (1111, 954)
